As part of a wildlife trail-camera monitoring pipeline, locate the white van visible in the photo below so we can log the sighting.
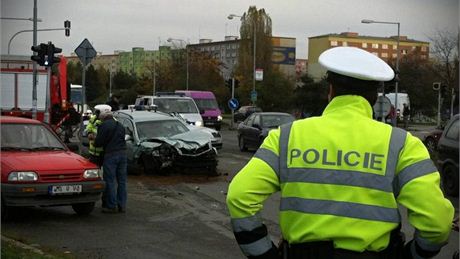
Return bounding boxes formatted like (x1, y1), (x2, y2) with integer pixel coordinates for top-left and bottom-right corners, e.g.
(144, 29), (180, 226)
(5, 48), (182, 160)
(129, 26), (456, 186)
(134, 94), (203, 127)
(380, 92), (410, 119)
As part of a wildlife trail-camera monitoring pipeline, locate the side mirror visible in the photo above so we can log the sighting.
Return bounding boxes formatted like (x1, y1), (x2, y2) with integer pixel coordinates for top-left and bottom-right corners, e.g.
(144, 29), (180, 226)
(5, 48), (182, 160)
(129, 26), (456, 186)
(125, 134), (133, 141)
(67, 142), (80, 152)
(253, 123), (261, 129)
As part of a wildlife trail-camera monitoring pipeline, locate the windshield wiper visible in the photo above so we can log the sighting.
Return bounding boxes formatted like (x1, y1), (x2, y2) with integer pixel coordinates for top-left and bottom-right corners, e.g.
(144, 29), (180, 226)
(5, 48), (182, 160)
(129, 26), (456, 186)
(1, 147), (31, 151)
(30, 146), (65, 151)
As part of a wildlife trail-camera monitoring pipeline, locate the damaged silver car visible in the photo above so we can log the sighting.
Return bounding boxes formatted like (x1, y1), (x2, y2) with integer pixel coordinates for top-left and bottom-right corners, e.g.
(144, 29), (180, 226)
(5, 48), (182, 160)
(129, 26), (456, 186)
(114, 110), (218, 175)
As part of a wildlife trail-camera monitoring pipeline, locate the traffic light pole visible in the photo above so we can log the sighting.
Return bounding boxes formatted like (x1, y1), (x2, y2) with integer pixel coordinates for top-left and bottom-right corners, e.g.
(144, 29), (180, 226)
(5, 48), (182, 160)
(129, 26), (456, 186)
(32, 0), (38, 119)
(44, 66), (52, 124)
(437, 88), (441, 128)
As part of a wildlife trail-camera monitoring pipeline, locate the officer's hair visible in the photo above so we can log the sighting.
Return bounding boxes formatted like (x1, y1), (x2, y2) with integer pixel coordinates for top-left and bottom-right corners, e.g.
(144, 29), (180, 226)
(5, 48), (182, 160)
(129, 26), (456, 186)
(327, 71), (379, 105)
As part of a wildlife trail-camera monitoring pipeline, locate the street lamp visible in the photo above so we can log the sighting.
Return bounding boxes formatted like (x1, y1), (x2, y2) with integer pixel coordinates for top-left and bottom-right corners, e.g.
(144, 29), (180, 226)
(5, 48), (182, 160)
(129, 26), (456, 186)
(362, 19), (400, 127)
(167, 37), (189, 90)
(228, 13), (256, 104)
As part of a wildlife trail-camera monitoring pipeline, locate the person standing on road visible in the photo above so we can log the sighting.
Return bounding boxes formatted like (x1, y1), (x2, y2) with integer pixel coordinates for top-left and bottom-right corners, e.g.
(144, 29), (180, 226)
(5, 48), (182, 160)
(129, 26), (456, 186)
(226, 47), (454, 259)
(403, 103), (410, 129)
(106, 95), (121, 111)
(86, 104), (111, 166)
(95, 109), (127, 213)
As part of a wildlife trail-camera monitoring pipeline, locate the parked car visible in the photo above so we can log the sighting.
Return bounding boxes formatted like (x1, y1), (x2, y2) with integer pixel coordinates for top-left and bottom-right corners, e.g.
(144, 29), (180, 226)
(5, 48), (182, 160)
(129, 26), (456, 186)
(437, 114), (459, 197)
(423, 128), (443, 154)
(1, 116), (105, 220)
(114, 110), (218, 175)
(134, 93), (203, 127)
(237, 112), (295, 151)
(175, 90), (223, 130)
(234, 106), (262, 122)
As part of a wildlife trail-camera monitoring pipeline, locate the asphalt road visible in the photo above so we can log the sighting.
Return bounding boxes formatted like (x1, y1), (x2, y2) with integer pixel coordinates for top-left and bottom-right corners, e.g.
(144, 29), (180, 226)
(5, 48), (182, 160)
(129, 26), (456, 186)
(2, 123), (458, 258)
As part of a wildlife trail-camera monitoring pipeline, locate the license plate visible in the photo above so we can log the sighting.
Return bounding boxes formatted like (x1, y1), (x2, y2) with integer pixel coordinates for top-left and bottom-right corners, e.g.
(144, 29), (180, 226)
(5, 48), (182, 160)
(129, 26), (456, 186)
(49, 185), (82, 194)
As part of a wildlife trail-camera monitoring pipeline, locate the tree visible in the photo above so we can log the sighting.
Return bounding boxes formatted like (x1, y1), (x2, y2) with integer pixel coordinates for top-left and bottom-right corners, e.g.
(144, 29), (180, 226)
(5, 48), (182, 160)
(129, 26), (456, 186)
(293, 75), (329, 117)
(235, 6), (273, 105)
(257, 71), (294, 112)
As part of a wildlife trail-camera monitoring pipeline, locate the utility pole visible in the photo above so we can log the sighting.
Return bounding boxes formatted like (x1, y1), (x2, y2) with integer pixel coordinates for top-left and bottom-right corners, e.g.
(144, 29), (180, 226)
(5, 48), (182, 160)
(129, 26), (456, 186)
(32, 0), (38, 119)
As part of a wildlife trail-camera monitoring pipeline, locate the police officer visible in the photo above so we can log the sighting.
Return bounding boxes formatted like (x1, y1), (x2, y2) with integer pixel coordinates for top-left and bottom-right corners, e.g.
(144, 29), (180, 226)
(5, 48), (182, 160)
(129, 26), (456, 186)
(226, 47), (454, 259)
(86, 104), (112, 165)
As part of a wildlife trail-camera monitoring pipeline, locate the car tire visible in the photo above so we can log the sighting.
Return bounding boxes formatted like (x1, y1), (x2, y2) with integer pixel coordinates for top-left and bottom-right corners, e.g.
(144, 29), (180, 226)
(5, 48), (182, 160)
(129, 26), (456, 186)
(441, 164), (459, 197)
(72, 202), (95, 215)
(424, 137), (437, 153)
(238, 136), (247, 152)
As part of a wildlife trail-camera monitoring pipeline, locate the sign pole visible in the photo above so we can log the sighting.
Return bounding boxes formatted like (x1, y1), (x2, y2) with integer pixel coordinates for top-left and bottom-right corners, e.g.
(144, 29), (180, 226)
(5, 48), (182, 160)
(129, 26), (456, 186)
(44, 66), (51, 124)
(231, 78), (235, 129)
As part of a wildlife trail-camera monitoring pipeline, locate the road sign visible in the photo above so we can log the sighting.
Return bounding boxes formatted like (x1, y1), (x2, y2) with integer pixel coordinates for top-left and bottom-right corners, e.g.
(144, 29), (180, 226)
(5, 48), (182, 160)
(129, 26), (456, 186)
(228, 98), (239, 110)
(75, 38), (96, 66)
(255, 68), (263, 81)
(250, 90), (257, 102)
(373, 95), (392, 118)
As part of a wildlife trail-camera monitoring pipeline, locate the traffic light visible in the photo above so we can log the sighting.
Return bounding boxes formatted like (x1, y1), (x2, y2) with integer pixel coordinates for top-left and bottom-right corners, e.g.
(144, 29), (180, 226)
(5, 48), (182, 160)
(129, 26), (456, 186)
(433, 82), (441, 91)
(46, 42), (62, 66)
(225, 78), (232, 88)
(31, 43), (48, 66)
(64, 20), (71, 37)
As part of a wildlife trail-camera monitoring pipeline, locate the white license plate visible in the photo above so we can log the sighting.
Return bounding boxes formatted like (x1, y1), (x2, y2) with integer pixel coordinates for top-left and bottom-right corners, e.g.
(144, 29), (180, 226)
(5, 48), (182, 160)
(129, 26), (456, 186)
(50, 185), (82, 194)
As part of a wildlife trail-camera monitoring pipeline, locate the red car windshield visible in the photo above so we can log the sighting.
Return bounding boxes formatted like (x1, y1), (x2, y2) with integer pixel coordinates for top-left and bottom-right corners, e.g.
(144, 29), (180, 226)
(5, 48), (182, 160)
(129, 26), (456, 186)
(1, 123), (65, 151)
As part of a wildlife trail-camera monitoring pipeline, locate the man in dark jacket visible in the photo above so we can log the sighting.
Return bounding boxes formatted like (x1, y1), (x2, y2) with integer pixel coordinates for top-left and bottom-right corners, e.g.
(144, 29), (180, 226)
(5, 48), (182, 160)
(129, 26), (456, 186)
(94, 110), (127, 213)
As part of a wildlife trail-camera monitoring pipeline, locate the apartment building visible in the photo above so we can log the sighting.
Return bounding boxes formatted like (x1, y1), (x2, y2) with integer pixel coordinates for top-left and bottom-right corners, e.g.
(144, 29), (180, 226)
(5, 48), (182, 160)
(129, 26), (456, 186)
(308, 32), (430, 80)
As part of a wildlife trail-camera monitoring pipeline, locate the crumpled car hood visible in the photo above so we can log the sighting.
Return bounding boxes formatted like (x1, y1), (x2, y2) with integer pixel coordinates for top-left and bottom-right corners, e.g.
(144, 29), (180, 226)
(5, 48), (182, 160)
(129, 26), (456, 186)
(139, 129), (211, 150)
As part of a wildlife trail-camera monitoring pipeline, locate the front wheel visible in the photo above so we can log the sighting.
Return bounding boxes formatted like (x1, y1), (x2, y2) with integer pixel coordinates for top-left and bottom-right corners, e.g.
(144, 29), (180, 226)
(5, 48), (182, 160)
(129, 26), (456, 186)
(72, 202), (95, 215)
(441, 164), (459, 197)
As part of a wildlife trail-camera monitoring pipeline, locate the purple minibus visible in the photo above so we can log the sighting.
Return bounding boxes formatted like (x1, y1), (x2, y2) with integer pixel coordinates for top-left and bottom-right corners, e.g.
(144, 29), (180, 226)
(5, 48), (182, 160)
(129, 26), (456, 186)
(175, 90), (222, 130)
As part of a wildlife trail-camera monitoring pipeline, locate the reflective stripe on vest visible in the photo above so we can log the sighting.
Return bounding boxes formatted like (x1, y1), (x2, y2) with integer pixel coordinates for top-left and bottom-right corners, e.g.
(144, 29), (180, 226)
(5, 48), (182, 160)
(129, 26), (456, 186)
(414, 230), (447, 251)
(231, 213), (272, 256)
(276, 123), (407, 223)
(254, 148), (280, 179)
(393, 159), (438, 197)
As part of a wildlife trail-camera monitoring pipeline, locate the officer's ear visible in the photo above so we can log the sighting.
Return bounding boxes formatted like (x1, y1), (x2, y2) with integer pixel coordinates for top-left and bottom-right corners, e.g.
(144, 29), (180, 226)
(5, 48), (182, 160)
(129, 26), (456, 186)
(328, 84), (335, 102)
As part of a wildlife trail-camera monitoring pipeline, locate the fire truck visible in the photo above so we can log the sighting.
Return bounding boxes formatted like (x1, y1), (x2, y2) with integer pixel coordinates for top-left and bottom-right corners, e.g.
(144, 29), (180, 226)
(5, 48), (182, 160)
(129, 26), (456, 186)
(1, 55), (81, 142)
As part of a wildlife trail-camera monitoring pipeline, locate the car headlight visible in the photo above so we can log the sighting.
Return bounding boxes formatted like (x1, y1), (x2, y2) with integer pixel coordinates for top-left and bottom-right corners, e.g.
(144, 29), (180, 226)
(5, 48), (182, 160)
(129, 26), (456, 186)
(8, 171), (38, 182)
(83, 169), (102, 179)
(217, 115), (223, 121)
(195, 120), (203, 127)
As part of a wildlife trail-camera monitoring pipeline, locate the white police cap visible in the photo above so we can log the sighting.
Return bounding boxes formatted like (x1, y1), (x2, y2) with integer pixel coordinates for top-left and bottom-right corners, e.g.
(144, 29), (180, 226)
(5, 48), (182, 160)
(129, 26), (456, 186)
(319, 47), (395, 81)
(94, 104), (112, 113)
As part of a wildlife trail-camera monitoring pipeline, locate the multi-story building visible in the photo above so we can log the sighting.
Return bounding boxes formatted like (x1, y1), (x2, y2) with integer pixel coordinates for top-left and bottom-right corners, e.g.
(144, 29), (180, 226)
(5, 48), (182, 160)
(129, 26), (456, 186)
(308, 32), (430, 80)
(188, 36), (296, 80)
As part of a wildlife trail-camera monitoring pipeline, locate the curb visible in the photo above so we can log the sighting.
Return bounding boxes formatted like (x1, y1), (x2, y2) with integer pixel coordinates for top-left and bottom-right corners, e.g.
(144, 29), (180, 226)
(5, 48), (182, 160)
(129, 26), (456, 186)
(1, 235), (53, 258)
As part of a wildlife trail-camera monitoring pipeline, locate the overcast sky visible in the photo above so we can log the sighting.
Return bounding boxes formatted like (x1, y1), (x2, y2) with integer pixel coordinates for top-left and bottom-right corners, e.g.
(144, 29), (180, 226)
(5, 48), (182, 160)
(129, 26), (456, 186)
(1, 0), (458, 59)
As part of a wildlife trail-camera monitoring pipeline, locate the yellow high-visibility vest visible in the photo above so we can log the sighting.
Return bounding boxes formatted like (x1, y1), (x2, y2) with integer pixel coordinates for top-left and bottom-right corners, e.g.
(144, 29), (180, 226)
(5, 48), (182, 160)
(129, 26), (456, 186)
(227, 95), (453, 257)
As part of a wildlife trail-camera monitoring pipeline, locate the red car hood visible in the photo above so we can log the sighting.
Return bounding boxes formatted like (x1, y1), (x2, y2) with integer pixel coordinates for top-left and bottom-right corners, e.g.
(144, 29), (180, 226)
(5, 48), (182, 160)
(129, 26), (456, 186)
(1, 151), (96, 172)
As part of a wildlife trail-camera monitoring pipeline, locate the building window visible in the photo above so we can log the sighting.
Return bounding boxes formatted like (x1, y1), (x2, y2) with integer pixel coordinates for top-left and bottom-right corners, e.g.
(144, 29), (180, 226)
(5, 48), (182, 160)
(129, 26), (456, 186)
(402, 49), (407, 55)
(342, 41), (348, 46)
(393, 45), (397, 50)
(392, 53), (397, 58)
(381, 53), (388, 58)
(226, 53), (230, 57)
(382, 44), (388, 49)
(330, 41), (338, 46)
(232, 44), (237, 49)
(421, 46), (427, 52)
(362, 42), (368, 48)
(421, 55), (427, 59)
(231, 52), (236, 57)
(372, 43), (379, 49)
(372, 52), (378, 56)
(411, 46), (416, 51)
(227, 45), (231, 49)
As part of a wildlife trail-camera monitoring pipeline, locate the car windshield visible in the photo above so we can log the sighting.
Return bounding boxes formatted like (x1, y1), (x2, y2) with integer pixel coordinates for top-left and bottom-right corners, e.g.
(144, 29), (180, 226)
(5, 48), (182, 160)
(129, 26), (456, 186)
(1, 123), (65, 151)
(194, 99), (219, 110)
(154, 98), (199, 113)
(262, 114), (295, 128)
(136, 120), (190, 140)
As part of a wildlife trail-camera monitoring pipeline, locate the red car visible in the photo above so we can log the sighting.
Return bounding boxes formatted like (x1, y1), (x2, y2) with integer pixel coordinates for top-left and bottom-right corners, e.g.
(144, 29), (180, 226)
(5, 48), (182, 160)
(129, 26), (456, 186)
(1, 116), (105, 220)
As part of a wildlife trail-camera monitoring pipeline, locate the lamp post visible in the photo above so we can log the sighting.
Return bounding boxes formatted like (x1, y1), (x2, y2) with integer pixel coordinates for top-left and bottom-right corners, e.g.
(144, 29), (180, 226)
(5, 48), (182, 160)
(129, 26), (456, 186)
(167, 38), (189, 90)
(228, 13), (256, 105)
(362, 19), (400, 127)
